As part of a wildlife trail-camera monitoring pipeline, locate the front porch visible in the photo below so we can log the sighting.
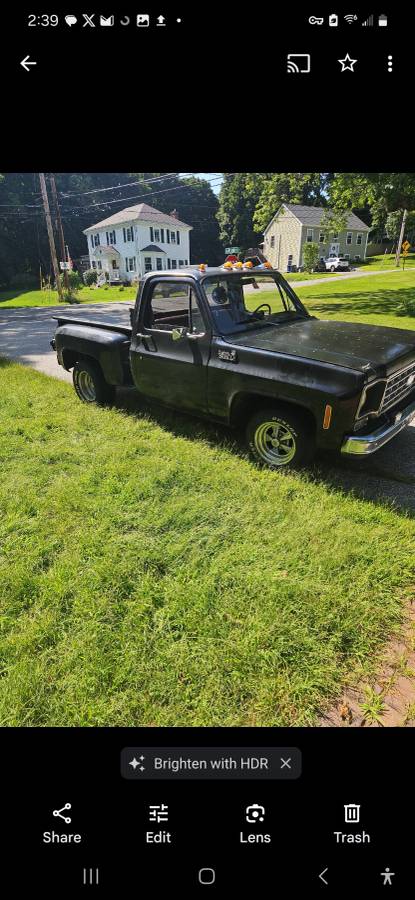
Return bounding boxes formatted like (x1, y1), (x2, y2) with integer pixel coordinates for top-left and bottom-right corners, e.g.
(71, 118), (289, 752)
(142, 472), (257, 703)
(92, 245), (122, 283)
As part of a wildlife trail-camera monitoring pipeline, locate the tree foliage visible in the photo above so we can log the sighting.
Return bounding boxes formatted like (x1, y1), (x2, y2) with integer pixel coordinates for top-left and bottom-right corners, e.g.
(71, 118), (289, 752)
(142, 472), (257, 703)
(0, 173), (223, 286)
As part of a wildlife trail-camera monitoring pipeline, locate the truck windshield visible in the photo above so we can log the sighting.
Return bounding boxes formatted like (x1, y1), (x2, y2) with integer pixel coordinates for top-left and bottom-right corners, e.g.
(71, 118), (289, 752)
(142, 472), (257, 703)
(202, 274), (307, 335)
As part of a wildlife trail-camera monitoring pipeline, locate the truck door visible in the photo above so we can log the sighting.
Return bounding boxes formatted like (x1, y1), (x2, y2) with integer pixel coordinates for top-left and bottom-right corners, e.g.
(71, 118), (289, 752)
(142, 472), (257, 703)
(129, 278), (210, 412)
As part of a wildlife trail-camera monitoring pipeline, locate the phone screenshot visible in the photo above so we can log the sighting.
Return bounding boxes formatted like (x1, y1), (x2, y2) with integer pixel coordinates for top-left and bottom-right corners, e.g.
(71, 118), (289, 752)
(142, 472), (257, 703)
(1, 6), (414, 894)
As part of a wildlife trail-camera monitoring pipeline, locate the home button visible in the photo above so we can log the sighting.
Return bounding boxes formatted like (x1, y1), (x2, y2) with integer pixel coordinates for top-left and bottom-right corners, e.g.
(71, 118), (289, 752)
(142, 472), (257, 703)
(198, 868), (216, 885)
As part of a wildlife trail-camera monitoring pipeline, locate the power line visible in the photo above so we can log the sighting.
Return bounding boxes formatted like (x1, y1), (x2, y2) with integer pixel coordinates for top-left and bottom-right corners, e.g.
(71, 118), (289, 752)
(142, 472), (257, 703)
(59, 174), (232, 212)
(60, 172), (183, 198)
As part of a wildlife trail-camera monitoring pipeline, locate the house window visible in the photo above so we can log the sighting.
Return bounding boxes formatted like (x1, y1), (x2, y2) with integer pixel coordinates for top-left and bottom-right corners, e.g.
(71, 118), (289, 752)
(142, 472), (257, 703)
(144, 257), (152, 273)
(97, 260), (102, 270)
(93, 234), (100, 247)
(346, 232), (353, 245)
(178, 260), (183, 267)
(167, 230), (170, 244)
(111, 259), (118, 269)
(90, 235), (94, 249)
(91, 261), (96, 269)
(332, 233), (339, 240)
(270, 235), (275, 249)
(150, 227), (154, 242)
(167, 258), (171, 269)
(356, 233), (363, 245)
(343, 254), (350, 260)
(125, 257), (136, 272)
(355, 254), (361, 261)
(306, 228), (313, 242)
(160, 228), (164, 242)
(156, 257), (163, 270)
(171, 259), (176, 268)
(176, 231), (180, 245)
(123, 227), (134, 243)
(184, 259), (188, 265)
(319, 231), (325, 243)
(154, 229), (160, 242)
(171, 231), (176, 244)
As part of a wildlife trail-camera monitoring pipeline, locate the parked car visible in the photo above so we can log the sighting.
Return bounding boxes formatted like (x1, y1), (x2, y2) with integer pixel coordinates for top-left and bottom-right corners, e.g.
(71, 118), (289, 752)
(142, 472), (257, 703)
(324, 256), (350, 272)
(51, 266), (415, 469)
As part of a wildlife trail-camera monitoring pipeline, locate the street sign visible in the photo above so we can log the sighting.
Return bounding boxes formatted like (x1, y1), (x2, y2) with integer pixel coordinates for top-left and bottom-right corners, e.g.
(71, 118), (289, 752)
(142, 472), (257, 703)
(402, 240), (410, 251)
(402, 250), (409, 257)
(225, 247), (241, 254)
(60, 262), (70, 270)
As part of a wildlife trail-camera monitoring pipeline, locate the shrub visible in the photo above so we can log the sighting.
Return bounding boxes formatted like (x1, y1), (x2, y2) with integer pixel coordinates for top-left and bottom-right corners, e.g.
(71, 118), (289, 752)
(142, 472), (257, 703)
(60, 270), (83, 291)
(83, 269), (98, 286)
(61, 287), (80, 304)
(302, 242), (320, 273)
(118, 285), (124, 292)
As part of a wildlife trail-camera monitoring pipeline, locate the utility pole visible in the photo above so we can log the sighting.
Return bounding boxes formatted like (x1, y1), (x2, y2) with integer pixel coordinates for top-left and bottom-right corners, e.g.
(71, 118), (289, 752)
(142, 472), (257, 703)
(395, 208), (408, 268)
(49, 174), (69, 291)
(39, 173), (63, 301)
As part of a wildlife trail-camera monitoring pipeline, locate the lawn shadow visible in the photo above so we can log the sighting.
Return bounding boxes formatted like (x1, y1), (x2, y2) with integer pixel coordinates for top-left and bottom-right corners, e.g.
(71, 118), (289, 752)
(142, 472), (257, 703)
(115, 387), (415, 518)
(308, 287), (415, 319)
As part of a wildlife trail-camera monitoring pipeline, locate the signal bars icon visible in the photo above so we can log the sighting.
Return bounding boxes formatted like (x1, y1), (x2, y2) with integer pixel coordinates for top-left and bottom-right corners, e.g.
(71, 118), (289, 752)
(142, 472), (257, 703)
(362, 14), (374, 26)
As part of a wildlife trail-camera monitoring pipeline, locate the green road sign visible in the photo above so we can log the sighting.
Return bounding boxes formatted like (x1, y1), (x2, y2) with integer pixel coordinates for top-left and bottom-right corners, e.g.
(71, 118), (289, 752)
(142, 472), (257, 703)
(225, 247), (241, 254)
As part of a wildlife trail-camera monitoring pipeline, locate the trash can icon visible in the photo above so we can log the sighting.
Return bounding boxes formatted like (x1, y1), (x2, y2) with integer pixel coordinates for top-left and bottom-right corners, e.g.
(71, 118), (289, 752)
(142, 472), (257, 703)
(344, 804), (360, 823)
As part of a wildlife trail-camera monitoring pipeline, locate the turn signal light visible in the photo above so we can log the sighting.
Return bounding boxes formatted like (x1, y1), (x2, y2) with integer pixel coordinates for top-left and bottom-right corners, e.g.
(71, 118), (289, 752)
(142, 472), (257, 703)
(323, 404), (332, 430)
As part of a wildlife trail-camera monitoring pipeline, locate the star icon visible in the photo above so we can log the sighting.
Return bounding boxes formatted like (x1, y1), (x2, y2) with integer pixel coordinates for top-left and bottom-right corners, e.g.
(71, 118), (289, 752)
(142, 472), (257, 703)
(338, 53), (357, 72)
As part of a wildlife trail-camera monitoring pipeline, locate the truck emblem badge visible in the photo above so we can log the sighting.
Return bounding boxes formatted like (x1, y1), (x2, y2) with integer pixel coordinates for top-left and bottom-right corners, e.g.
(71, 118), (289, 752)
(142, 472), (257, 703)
(218, 349), (237, 362)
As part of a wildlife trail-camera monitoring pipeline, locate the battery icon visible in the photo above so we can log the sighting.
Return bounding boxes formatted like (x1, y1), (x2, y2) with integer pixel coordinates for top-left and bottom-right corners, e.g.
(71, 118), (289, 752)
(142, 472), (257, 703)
(378, 14), (388, 26)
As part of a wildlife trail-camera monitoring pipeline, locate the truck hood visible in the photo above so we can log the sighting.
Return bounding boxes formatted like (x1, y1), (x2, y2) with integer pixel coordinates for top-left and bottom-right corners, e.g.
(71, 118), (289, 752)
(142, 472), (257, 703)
(230, 318), (415, 376)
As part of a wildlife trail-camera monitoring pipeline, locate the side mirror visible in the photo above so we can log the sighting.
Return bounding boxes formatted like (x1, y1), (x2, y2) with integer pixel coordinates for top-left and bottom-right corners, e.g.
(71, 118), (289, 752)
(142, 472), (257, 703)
(172, 326), (187, 341)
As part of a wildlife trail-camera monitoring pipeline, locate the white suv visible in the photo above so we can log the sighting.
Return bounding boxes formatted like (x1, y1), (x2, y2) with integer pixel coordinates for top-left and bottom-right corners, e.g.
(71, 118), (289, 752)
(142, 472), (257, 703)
(324, 255), (350, 272)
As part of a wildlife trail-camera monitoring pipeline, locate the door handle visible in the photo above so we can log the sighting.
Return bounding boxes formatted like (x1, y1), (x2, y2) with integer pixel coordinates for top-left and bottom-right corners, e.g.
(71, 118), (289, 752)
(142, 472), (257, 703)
(187, 332), (206, 341)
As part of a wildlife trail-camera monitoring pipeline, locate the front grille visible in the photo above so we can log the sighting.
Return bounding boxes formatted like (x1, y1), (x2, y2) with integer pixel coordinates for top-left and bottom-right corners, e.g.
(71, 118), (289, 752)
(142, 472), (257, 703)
(380, 361), (415, 413)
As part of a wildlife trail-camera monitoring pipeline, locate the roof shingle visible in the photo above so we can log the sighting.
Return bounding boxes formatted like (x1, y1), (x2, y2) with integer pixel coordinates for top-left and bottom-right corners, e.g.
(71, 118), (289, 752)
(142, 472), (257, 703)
(84, 202), (191, 233)
(282, 203), (370, 230)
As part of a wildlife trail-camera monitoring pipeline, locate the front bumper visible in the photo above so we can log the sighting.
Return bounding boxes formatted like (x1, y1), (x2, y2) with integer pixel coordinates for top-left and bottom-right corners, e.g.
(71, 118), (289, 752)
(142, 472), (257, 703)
(341, 398), (415, 455)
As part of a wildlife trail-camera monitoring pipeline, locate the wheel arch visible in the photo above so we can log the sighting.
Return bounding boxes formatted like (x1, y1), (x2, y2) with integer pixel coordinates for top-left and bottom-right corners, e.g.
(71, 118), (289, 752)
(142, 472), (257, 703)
(230, 392), (317, 434)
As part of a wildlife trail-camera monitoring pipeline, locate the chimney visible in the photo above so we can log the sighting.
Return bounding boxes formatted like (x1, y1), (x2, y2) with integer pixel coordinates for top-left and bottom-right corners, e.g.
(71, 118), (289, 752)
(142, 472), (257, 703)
(169, 209), (178, 219)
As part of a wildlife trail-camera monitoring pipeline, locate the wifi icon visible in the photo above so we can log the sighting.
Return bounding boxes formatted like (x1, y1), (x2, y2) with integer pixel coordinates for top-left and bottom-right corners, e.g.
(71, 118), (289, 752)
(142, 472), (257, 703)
(344, 13), (358, 23)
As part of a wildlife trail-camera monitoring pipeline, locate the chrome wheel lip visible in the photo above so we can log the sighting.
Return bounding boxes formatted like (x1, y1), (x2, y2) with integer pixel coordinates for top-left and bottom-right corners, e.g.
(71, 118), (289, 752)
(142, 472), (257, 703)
(77, 370), (96, 401)
(254, 420), (297, 466)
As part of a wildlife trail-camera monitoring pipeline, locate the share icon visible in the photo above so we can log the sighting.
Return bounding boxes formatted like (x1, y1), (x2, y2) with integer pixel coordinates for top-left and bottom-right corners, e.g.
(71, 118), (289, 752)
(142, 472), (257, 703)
(53, 803), (72, 824)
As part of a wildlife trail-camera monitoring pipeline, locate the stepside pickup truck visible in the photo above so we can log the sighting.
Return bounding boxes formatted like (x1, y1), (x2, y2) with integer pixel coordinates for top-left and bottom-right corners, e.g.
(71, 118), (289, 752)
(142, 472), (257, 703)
(51, 266), (415, 469)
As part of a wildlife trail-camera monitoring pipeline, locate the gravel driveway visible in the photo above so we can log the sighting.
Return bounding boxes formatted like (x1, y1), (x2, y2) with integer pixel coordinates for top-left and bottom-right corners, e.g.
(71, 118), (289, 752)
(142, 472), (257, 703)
(1, 300), (414, 514)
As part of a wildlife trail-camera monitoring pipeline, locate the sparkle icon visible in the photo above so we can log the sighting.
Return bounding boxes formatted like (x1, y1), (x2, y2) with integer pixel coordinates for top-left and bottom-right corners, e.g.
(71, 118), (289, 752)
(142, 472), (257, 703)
(338, 53), (357, 72)
(129, 754), (146, 771)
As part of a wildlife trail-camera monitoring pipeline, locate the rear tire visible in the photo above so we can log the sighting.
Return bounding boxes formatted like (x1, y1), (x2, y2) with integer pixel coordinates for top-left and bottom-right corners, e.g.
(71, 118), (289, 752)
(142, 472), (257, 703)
(246, 406), (315, 470)
(72, 359), (115, 405)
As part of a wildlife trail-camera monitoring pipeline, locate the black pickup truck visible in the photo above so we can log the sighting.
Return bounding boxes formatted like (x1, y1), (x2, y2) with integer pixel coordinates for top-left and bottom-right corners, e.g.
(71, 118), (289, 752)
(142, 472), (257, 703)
(51, 266), (415, 469)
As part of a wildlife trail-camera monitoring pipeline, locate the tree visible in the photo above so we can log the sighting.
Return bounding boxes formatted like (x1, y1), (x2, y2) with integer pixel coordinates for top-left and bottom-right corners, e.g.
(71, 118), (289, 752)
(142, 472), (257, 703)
(216, 173), (263, 253)
(319, 208), (349, 241)
(302, 242), (320, 272)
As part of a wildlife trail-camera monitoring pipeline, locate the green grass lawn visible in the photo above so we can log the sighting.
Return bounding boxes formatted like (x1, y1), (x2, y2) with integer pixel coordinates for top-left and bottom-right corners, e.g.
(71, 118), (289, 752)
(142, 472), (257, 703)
(1, 359), (414, 727)
(0, 286), (136, 308)
(295, 269), (415, 330)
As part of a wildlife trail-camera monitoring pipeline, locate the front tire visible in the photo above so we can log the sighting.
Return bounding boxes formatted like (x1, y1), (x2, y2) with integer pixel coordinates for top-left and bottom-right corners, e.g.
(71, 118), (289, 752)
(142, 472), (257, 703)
(72, 359), (115, 405)
(246, 407), (315, 469)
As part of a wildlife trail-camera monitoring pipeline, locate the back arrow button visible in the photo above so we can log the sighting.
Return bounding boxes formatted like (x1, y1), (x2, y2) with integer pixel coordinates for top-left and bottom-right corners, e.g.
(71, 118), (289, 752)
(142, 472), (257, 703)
(319, 867), (328, 885)
(21, 56), (37, 72)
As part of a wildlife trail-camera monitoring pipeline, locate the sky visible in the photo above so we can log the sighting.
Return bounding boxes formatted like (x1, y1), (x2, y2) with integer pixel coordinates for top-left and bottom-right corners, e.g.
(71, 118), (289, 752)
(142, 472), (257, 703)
(182, 173), (223, 195)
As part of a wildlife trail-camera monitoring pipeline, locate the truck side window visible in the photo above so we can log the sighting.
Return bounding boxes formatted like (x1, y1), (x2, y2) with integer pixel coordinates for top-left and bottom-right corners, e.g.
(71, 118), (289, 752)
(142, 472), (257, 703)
(145, 282), (204, 333)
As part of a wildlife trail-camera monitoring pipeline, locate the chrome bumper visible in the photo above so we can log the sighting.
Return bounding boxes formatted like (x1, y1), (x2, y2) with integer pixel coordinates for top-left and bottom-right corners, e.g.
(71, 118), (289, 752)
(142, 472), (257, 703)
(341, 399), (415, 456)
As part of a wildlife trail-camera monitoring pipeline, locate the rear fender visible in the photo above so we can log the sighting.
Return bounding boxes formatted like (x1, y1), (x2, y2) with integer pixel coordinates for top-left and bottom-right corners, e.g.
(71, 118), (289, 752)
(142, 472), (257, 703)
(54, 324), (129, 385)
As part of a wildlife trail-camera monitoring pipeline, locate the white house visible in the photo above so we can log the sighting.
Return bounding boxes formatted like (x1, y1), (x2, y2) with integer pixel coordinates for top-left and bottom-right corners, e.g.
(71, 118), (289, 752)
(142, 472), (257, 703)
(83, 202), (192, 283)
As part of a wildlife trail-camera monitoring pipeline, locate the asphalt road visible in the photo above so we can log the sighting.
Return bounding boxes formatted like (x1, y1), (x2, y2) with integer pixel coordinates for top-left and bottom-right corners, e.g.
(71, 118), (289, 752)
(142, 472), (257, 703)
(0, 301), (414, 515)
